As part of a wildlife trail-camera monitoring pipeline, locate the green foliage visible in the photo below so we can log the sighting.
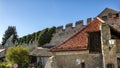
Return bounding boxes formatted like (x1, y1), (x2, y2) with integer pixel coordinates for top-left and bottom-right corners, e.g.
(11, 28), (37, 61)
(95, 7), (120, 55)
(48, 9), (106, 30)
(0, 62), (6, 68)
(26, 34), (32, 43)
(37, 28), (48, 46)
(17, 26), (56, 46)
(37, 27), (56, 46)
(5, 46), (29, 67)
(5, 63), (12, 68)
(2, 26), (18, 45)
(0, 62), (12, 68)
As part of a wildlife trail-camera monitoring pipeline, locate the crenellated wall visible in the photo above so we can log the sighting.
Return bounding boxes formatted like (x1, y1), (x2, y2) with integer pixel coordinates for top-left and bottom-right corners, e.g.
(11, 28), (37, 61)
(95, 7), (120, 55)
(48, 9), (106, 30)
(44, 18), (92, 47)
(56, 18), (92, 33)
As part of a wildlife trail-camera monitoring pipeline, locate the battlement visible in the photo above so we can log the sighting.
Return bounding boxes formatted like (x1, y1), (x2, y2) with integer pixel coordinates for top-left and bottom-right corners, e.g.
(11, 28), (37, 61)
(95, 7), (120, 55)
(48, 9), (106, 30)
(56, 26), (63, 33)
(65, 23), (73, 31)
(87, 18), (92, 24)
(56, 18), (92, 33)
(75, 20), (83, 28)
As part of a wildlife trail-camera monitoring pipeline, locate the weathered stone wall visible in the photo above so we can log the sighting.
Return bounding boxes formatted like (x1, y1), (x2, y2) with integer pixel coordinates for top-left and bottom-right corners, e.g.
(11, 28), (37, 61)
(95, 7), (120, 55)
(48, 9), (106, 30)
(98, 8), (120, 32)
(103, 45), (117, 68)
(0, 49), (5, 59)
(45, 56), (58, 68)
(44, 18), (92, 47)
(53, 51), (102, 68)
(98, 8), (118, 18)
(101, 23), (118, 68)
(116, 40), (120, 53)
(103, 13), (120, 32)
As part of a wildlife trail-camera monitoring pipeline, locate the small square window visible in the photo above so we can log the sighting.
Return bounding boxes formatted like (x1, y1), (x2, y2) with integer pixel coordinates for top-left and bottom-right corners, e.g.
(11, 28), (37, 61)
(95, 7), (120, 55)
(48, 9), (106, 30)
(115, 13), (119, 18)
(108, 13), (112, 18)
(113, 13), (119, 18)
(107, 63), (114, 68)
(102, 16), (107, 21)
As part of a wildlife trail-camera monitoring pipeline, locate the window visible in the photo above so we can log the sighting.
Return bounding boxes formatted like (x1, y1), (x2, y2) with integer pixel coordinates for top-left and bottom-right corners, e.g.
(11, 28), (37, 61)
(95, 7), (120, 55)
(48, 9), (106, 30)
(113, 13), (119, 18)
(108, 13), (112, 18)
(107, 64), (114, 68)
(88, 31), (101, 53)
(116, 13), (119, 17)
(102, 16), (107, 21)
(81, 63), (85, 68)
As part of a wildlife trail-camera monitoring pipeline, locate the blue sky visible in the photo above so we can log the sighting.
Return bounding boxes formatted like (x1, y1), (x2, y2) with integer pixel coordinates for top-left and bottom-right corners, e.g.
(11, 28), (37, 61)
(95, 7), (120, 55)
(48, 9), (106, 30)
(0, 0), (120, 43)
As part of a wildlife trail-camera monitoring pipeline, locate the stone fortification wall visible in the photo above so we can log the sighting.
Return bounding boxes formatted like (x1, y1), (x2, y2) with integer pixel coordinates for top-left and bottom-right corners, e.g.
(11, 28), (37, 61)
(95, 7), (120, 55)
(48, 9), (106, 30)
(44, 18), (92, 47)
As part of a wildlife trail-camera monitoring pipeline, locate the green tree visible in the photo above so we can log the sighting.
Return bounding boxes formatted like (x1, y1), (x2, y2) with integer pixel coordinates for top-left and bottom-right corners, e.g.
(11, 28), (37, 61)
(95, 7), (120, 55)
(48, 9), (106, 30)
(37, 27), (56, 46)
(5, 46), (29, 68)
(37, 28), (48, 46)
(17, 26), (56, 46)
(2, 26), (18, 45)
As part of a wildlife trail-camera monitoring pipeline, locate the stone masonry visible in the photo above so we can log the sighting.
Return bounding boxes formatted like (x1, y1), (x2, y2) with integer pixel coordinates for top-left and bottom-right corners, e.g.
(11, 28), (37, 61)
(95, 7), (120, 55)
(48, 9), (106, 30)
(101, 23), (118, 68)
(52, 51), (103, 68)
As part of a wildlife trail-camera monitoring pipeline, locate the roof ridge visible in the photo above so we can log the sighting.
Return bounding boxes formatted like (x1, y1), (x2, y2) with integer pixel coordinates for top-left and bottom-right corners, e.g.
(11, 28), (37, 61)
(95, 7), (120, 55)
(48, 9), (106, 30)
(105, 8), (119, 12)
(97, 8), (119, 17)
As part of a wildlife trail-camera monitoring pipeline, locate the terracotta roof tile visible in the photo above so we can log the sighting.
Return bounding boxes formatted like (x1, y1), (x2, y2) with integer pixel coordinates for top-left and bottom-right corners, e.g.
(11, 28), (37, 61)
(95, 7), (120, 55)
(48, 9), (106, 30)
(50, 17), (104, 51)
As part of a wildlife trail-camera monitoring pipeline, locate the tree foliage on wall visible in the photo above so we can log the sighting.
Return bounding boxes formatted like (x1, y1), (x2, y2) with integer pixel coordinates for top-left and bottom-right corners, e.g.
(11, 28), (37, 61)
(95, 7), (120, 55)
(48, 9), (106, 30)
(2, 26), (18, 45)
(17, 26), (56, 46)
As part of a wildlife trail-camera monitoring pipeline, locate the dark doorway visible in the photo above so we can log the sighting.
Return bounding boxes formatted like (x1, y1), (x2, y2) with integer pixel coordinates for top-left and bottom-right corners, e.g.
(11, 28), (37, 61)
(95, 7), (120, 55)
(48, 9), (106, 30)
(81, 62), (85, 68)
(117, 58), (120, 68)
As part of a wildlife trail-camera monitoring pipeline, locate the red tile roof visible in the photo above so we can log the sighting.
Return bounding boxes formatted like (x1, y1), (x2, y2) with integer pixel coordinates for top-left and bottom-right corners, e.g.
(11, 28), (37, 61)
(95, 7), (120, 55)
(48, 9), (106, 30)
(50, 17), (104, 52)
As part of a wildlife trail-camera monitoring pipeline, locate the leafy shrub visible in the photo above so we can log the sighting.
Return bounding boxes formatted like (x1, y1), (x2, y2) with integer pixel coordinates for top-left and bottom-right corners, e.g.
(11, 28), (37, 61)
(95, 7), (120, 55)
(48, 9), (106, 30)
(0, 62), (6, 68)
(6, 63), (12, 68)
(5, 46), (29, 68)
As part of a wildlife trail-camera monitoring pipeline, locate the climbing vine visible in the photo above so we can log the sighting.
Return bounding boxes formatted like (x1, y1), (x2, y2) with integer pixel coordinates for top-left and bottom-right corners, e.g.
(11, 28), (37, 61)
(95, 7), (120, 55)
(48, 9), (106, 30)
(17, 26), (56, 46)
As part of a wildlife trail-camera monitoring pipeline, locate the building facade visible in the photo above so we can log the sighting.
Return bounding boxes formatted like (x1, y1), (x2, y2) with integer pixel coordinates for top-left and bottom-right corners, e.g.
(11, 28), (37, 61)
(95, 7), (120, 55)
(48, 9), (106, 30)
(48, 8), (120, 68)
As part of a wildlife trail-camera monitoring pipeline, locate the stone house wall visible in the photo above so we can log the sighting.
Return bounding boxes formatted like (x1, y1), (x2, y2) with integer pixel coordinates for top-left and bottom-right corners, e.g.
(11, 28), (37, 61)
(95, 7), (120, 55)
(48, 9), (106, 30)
(53, 51), (103, 68)
(98, 8), (120, 32)
(101, 23), (118, 68)
(116, 40), (120, 53)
